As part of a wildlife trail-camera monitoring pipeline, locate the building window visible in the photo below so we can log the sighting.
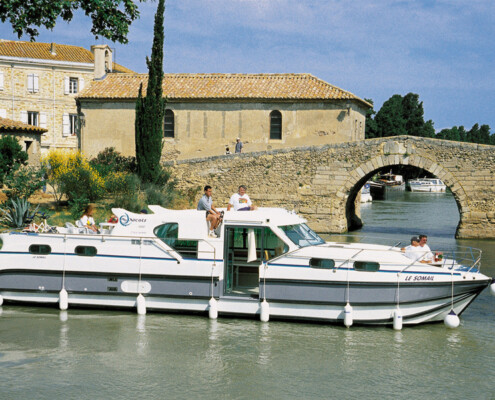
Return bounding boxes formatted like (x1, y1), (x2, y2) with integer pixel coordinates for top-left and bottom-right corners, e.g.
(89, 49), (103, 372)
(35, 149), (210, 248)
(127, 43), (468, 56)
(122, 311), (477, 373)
(164, 109), (175, 138)
(27, 111), (39, 126)
(69, 114), (78, 135)
(65, 77), (84, 95)
(27, 74), (39, 93)
(270, 110), (282, 140)
(69, 78), (78, 94)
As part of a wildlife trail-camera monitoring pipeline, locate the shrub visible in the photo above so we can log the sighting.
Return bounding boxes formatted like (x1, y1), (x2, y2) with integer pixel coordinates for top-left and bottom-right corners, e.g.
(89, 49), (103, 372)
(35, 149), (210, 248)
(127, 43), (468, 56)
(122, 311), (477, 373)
(3, 165), (46, 200)
(42, 150), (104, 203)
(0, 135), (28, 184)
(0, 198), (39, 228)
(90, 147), (137, 177)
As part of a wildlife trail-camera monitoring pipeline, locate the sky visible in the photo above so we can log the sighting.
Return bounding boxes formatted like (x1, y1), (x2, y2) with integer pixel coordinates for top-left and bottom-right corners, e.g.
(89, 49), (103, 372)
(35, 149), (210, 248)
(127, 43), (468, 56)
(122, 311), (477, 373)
(1, 0), (494, 132)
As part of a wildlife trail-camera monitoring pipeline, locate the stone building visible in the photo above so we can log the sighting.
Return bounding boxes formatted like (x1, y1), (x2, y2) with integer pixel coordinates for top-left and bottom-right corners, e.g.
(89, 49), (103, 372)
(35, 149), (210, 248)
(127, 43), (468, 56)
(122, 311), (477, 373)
(0, 40), (133, 155)
(77, 73), (371, 160)
(0, 116), (47, 166)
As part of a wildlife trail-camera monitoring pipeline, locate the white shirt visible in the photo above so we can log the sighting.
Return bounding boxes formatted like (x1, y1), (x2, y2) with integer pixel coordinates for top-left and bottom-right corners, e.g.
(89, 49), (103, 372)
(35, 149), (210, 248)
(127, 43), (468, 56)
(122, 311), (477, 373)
(79, 215), (95, 227)
(229, 193), (252, 210)
(418, 244), (433, 262)
(404, 245), (424, 261)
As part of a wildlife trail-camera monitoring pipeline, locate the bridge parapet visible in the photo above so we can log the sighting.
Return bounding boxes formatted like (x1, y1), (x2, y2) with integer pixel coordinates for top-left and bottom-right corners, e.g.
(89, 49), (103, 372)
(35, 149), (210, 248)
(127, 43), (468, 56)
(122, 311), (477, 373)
(167, 136), (495, 239)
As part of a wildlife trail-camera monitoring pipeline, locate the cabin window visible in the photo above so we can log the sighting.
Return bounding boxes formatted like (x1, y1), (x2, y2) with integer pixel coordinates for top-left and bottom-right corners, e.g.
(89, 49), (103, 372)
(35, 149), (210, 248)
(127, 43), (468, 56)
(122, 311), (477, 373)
(354, 261), (380, 272)
(154, 223), (198, 259)
(270, 110), (282, 140)
(164, 109), (175, 138)
(29, 244), (51, 255)
(0, 237), (3, 250)
(75, 246), (97, 257)
(310, 258), (335, 269)
(280, 223), (325, 248)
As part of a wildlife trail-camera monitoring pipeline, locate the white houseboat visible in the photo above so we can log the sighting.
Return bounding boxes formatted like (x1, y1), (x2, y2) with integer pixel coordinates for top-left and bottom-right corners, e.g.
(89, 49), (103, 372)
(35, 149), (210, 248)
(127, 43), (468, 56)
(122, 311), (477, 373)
(0, 207), (492, 328)
(408, 178), (447, 193)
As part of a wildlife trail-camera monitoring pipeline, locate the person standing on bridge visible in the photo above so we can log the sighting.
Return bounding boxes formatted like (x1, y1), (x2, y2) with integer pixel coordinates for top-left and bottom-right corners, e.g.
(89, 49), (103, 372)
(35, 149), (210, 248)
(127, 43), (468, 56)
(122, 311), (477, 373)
(235, 138), (243, 153)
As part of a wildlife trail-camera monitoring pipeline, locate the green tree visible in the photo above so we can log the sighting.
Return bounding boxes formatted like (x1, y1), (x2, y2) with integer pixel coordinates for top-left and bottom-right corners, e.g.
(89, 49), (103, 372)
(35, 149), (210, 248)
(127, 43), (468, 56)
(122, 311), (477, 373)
(374, 94), (406, 137)
(0, 0), (144, 43)
(373, 93), (435, 138)
(0, 135), (28, 184)
(364, 98), (378, 139)
(135, 0), (166, 184)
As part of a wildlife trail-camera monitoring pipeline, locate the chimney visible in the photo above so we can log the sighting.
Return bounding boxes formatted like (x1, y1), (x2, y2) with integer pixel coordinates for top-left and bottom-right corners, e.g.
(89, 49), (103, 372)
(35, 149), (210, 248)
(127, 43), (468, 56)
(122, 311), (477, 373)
(50, 43), (56, 55)
(91, 44), (113, 79)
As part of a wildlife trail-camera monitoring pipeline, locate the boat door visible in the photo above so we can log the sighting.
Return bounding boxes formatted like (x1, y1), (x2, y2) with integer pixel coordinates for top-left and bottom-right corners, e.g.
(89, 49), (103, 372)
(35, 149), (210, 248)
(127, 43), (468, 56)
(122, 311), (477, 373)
(223, 226), (289, 297)
(224, 226), (263, 297)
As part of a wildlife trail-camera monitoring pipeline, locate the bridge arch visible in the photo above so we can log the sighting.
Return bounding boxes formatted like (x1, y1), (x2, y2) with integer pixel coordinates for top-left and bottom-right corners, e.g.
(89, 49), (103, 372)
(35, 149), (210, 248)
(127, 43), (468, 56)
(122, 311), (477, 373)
(341, 154), (469, 235)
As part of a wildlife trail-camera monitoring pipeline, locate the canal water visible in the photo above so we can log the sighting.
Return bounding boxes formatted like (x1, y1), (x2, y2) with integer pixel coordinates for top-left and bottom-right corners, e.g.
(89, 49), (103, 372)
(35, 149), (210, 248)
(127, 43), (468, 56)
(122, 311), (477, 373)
(1, 192), (494, 399)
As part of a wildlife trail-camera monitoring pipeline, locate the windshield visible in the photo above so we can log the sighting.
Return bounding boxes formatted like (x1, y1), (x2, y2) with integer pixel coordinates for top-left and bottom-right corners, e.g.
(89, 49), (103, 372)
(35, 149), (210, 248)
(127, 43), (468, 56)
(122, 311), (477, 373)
(279, 223), (325, 248)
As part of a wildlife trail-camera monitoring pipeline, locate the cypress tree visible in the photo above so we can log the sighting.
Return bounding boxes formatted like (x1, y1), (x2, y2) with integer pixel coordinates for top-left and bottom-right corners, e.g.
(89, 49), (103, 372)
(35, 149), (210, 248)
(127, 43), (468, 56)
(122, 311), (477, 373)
(135, 0), (166, 183)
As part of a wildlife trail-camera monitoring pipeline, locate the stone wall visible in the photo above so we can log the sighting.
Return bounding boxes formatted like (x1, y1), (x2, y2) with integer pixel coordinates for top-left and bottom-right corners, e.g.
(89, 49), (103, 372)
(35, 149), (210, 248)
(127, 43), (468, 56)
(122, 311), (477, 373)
(79, 99), (367, 160)
(0, 63), (94, 153)
(166, 136), (495, 239)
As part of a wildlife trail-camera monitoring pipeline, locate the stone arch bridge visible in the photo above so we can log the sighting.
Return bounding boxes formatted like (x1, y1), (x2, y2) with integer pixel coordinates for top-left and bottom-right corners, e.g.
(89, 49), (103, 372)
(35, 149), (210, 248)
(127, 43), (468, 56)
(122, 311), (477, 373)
(167, 136), (495, 239)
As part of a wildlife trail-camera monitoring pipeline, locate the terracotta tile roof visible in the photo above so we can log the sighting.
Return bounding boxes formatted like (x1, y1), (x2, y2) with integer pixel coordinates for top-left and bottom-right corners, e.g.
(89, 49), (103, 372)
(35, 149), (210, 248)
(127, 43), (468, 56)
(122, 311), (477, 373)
(0, 39), (94, 63)
(0, 117), (47, 134)
(78, 73), (371, 106)
(113, 62), (134, 73)
(0, 40), (135, 72)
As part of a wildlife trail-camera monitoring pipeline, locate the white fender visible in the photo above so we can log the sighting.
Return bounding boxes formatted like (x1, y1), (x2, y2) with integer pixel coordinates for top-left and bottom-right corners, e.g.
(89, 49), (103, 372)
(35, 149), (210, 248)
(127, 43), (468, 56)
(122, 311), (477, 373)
(260, 299), (270, 322)
(344, 303), (353, 328)
(136, 294), (146, 315)
(444, 310), (460, 329)
(490, 282), (495, 297)
(393, 307), (403, 330)
(59, 289), (68, 311)
(208, 297), (218, 319)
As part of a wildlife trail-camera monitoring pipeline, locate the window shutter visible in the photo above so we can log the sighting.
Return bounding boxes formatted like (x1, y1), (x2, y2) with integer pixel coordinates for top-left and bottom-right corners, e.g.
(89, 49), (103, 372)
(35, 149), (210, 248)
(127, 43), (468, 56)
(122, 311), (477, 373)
(20, 111), (28, 123)
(0, 109), (6, 118)
(62, 113), (70, 136)
(27, 74), (34, 92)
(64, 77), (70, 94)
(40, 112), (47, 128)
(79, 78), (84, 92)
(0, 71), (4, 90)
(33, 74), (39, 92)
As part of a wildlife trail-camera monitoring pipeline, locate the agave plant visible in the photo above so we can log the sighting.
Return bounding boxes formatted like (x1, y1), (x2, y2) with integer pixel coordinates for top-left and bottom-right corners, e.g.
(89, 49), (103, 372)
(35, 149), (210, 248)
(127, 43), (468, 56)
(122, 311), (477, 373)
(0, 198), (39, 229)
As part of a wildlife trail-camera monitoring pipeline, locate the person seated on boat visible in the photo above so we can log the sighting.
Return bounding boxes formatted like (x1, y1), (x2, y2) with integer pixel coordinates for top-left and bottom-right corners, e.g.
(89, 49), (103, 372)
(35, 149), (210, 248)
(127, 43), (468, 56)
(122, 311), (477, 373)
(401, 236), (423, 261)
(78, 205), (99, 233)
(418, 234), (434, 263)
(197, 185), (222, 237)
(227, 185), (256, 211)
(107, 214), (118, 224)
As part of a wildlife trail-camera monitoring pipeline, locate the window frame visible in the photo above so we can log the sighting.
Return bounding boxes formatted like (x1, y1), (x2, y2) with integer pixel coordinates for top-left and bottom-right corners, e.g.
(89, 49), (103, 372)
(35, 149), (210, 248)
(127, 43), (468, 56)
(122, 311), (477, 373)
(75, 246), (97, 257)
(164, 109), (175, 138)
(69, 114), (78, 135)
(309, 258), (335, 269)
(269, 110), (282, 140)
(29, 244), (51, 255)
(27, 111), (39, 126)
(69, 77), (78, 94)
(353, 261), (380, 272)
(154, 223), (198, 259)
